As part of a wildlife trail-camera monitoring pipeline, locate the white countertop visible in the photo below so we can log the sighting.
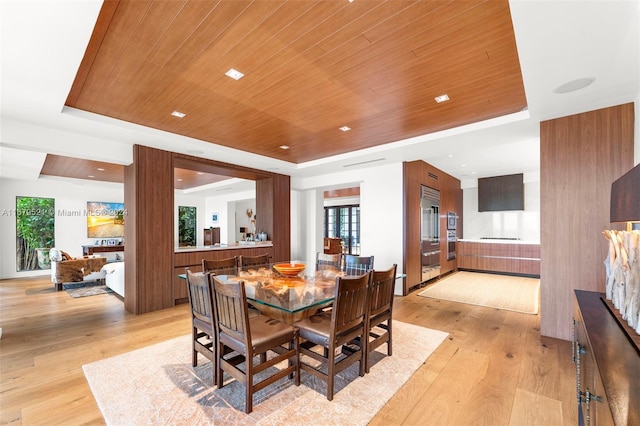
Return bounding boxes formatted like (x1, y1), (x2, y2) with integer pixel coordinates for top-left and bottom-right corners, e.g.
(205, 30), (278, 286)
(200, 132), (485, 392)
(175, 241), (273, 253)
(458, 239), (540, 245)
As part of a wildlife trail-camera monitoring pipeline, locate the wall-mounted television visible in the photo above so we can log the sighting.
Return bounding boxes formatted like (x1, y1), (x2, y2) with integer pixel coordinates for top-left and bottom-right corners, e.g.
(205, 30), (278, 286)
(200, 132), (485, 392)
(87, 201), (125, 238)
(478, 173), (524, 212)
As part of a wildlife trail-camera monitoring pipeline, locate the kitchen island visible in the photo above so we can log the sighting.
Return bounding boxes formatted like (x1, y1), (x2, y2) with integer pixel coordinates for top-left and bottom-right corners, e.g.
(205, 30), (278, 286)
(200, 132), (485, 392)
(173, 242), (274, 303)
(457, 239), (540, 277)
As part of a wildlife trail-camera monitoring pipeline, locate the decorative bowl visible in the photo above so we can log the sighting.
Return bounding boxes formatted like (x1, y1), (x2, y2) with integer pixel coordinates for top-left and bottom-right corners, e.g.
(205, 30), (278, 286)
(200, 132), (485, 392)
(273, 263), (306, 277)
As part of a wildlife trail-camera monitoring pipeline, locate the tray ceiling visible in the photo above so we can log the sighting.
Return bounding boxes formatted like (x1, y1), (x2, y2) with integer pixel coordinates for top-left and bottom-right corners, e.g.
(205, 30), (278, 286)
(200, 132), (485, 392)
(64, 0), (526, 165)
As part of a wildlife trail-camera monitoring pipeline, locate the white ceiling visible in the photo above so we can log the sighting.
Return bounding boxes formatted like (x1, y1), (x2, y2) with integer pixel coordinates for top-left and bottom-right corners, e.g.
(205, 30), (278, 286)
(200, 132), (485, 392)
(1, 0), (638, 190)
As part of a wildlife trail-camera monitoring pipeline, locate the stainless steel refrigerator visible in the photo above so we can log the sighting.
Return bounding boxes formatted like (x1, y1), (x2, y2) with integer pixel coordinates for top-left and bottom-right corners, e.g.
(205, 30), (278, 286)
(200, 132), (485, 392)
(421, 186), (441, 282)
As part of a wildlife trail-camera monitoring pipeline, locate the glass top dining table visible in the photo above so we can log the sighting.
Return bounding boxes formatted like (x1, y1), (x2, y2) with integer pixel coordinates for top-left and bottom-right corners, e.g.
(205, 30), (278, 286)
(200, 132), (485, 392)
(226, 263), (343, 323)
(182, 262), (344, 324)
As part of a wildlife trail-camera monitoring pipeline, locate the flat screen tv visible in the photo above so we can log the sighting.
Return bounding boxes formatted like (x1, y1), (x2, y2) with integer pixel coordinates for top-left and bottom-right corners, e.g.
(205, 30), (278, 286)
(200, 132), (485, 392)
(87, 201), (125, 238)
(478, 173), (524, 212)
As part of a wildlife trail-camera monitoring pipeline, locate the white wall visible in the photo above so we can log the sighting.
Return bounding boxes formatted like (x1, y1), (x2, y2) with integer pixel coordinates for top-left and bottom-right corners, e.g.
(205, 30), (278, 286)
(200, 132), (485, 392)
(0, 177), (124, 279)
(292, 162), (404, 275)
(204, 189), (255, 244)
(461, 172), (540, 242)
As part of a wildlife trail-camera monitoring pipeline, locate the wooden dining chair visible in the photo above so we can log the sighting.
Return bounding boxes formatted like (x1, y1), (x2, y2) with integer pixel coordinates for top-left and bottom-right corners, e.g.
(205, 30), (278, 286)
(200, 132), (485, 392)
(294, 271), (371, 401)
(211, 275), (300, 413)
(363, 264), (397, 373)
(202, 256), (237, 276)
(343, 254), (374, 276)
(185, 269), (219, 384)
(238, 253), (270, 271)
(316, 252), (342, 271)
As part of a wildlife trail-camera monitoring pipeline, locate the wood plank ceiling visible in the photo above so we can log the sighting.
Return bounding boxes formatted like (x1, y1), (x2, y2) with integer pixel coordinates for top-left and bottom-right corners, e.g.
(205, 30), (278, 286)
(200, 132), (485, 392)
(64, 0), (526, 165)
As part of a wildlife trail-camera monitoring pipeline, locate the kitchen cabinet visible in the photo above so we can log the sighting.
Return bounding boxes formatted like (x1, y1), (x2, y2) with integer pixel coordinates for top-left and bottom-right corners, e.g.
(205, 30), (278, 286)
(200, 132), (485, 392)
(457, 240), (540, 276)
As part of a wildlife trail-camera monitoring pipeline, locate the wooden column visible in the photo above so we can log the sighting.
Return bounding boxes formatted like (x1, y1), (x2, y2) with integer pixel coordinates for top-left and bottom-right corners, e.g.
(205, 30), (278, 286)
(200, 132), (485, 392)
(257, 174), (291, 263)
(124, 145), (174, 314)
(540, 103), (634, 340)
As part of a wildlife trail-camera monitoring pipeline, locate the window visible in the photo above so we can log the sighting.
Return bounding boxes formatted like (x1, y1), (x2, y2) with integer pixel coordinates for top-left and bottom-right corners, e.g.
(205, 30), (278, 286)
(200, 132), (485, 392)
(178, 206), (197, 247)
(15, 196), (55, 271)
(324, 204), (360, 255)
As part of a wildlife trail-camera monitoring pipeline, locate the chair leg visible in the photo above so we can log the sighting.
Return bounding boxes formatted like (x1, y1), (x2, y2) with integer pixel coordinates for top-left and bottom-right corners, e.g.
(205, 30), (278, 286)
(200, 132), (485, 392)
(216, 341), (225, 389)
(245, 354), (253, 413)
(192, 328), (198, 367)
(387, 320), (393, 356)
(327, 344), (335, 401)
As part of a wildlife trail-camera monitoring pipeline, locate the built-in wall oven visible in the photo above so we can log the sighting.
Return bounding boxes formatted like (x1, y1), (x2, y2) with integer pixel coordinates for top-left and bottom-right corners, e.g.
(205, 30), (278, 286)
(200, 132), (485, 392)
(446, 212), (457, 260)
(421, 186), (441, 282)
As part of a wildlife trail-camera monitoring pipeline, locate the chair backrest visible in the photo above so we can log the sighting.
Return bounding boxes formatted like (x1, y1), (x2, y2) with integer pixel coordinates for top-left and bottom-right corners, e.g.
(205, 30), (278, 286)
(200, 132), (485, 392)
(316, 252), (342, 271)
(202, 257), (237, 275)
(368, 264), (397, 318)
(331, 272), (371, 337)
(343, 254), (374, 276)
(211, 275), (251, 347)
(185, 269), (215, 326)
(239, 254), (270, 270)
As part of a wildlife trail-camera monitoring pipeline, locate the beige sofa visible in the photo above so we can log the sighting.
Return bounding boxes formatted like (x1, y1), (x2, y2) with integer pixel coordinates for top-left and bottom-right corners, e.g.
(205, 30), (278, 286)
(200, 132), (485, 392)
(50, 248), (107, 291)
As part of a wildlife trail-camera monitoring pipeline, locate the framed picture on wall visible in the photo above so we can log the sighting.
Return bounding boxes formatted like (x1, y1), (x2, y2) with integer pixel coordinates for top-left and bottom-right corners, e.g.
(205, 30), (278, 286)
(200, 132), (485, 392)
(212, 213), (219, 223)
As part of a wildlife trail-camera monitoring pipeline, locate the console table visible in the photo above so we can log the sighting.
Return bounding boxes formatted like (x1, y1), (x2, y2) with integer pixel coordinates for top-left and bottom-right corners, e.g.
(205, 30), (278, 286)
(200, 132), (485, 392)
(82, 245), (125, 256)
(573, 290), (639, 425)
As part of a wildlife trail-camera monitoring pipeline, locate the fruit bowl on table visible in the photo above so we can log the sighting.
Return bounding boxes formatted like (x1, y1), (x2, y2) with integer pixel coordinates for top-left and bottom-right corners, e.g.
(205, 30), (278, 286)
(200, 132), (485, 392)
(273, 263), (306, 277)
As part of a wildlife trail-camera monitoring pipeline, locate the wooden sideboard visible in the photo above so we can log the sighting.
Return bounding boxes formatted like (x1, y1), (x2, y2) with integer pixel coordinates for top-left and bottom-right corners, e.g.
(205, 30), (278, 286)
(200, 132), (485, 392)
(457, 240), (540, 276)
(573, 290), (639, 426)
(203, 227), (220, 245)
(82, 244), (125, 256)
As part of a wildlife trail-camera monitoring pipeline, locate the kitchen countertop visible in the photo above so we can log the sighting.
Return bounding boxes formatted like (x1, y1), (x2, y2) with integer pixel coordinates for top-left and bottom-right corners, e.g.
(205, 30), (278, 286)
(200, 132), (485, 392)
(458, 239), (540, 245)
(175, 241), (273, 253)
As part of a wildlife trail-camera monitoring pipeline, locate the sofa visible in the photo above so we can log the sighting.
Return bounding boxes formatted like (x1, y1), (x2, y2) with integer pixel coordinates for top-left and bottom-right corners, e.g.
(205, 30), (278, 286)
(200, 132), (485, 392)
(50, 248), (107, 291)
(102, 261), (124, 298)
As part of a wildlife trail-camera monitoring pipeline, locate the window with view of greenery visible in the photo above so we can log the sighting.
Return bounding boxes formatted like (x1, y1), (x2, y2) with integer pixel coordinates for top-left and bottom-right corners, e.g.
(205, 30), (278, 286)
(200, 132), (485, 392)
(178, 206), (197, 247)
(15, 196), (55, 271)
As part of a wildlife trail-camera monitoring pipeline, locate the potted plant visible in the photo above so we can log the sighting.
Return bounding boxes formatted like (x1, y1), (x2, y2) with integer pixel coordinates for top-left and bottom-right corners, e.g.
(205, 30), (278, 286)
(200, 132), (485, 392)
(16, 197), (55, 270)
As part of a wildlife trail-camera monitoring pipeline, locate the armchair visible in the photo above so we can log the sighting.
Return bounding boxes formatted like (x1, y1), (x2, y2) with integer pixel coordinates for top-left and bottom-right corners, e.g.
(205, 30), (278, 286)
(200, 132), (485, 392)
(50, 248), (107, 291)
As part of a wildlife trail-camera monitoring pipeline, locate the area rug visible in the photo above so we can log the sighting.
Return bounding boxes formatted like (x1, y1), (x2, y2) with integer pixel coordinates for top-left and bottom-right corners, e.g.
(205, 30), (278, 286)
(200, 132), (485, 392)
(83, 321), (448, 425)
(63, 281), (113, 298)
(418, 271), (540, 314)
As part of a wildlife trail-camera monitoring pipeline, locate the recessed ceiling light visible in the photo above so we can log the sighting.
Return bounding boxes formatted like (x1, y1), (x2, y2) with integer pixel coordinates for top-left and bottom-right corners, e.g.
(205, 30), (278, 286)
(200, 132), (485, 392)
(279, 145), (290, 150)
(553, 77), (595, 94)
(171, 110), (186, 118)
(339, 126), (351, 132)
(225, 68), (244, 80)
(97, 167), (105, 171)
(434, 94), (450, 103)
(177, 178), (183, 182)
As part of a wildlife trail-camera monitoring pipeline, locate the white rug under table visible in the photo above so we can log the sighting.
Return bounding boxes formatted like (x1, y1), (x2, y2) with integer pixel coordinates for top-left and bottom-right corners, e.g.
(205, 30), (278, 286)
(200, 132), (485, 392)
(83, 320), (448, 425)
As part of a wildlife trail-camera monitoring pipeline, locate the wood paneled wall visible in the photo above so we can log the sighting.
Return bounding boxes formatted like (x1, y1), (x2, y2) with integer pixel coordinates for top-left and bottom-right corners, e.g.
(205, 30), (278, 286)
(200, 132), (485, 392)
(123, 146), (291, 315)
(256, 174), (291, 263)
(124, 145), (174, 314)
(403, 160), (463, 295)
(540, 102), (634, 341)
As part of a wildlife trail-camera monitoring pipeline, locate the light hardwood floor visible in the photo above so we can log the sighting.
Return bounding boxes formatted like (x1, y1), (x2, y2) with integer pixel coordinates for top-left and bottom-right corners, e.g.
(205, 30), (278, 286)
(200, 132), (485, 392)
(0, 274), (577, 425)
